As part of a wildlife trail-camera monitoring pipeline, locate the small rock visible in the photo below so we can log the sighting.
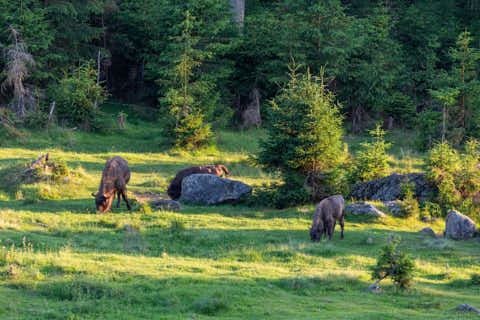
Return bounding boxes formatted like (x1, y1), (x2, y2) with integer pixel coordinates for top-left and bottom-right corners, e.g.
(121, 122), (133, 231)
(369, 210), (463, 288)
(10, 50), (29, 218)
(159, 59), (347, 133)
(457, 304), (480, 314)
(345, 202), (386, 218)
(445, 210), (476, 240)
(151, 199), (183, 211)
(419, 227), (436, 237)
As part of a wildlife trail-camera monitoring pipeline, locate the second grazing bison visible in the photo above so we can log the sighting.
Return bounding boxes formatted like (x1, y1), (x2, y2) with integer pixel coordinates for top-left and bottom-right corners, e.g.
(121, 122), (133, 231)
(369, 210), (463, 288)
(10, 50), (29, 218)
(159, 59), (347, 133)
(167, 164), (230, 200)
(310, 195), (345, 241)
(92, 156), (131, 213)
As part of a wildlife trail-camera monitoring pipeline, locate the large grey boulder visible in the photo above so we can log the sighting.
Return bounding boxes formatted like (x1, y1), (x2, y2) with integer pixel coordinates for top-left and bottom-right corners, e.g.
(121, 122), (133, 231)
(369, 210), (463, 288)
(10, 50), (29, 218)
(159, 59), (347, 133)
(180, 174), (252, 205)
(351, 173), (434, 201)
(345, 202), (386, 218)
(445, 210), (476, 240)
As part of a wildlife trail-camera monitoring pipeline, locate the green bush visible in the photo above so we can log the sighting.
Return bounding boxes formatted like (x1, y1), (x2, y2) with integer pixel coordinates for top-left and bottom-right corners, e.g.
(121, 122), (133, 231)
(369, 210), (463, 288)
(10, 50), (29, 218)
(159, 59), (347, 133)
(398, 180), (420, 219)
(421, 202), (442, 220)
(51, 161), (70, 183)
(352, 124), (391, 182)
(90, 112), (118, 135)
(23, 109), (49, 129)
(371, 236), (415, 290)
(255, 65), (344, 207)
(0, 109), (24, 142)
(471, 273), (480, 285)
(398, 194), (420, 219)
(426, 140), (480, 214)
(51, 63), (107, 131)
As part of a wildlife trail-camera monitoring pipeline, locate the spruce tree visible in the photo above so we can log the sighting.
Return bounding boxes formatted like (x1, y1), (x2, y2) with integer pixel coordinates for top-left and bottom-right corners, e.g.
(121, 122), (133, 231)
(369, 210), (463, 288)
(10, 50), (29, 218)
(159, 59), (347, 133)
(163, 10), (212, 150)
(256, 64), (343, 206)
(448, 31), (480, 138)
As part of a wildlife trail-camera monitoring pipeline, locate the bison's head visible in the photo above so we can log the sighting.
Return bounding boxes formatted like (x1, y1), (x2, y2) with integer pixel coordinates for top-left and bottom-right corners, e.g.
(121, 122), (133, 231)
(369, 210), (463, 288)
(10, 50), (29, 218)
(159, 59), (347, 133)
(92, 192), (114, 213)
(309, 226), (322, 242)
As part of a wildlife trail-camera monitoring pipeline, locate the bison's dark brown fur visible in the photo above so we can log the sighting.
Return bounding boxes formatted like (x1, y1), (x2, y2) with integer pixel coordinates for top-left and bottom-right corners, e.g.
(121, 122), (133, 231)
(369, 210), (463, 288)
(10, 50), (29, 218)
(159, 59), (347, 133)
(167, 165), (230, 200)
(310, 195), (345, 241)
(92, 156), (131, 213)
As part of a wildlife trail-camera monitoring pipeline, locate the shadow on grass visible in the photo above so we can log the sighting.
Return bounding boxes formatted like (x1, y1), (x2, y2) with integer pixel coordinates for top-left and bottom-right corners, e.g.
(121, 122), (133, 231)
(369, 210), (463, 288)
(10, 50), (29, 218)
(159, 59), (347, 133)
(5, 269), (477, 320)
(0, 199), (97, 214)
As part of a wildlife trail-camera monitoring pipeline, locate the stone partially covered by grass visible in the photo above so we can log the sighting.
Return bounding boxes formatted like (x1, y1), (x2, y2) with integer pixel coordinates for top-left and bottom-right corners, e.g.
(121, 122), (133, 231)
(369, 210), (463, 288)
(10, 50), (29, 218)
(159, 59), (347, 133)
(0, 112), (479, 319)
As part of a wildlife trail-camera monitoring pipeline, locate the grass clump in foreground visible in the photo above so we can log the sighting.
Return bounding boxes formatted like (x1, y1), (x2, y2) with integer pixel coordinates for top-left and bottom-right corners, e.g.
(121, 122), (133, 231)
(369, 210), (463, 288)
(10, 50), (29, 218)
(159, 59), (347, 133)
(0, 114), (479, 319)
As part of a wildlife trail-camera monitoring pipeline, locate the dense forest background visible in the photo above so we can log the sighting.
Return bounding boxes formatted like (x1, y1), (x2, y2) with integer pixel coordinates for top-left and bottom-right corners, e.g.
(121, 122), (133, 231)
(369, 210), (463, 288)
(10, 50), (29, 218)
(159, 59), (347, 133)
(2, 0), (480, 148)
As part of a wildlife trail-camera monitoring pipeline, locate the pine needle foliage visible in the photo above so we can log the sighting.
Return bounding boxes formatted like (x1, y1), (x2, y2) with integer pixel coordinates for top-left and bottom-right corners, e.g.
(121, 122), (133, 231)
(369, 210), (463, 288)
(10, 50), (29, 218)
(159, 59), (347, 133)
(255, 63), (343, 207)
(371, 237), (415, 290)
(163, 10), (213, 150)
(352, 124), (391, 182)
(52, 62), (107, 130)
(426, 139), (480, 213)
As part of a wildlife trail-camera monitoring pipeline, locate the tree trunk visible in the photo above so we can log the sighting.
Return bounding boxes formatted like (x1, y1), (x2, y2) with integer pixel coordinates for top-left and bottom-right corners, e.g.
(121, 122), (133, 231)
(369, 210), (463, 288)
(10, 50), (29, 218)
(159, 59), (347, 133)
(231, 0), (245, 27)
(442, 104), (447, 142)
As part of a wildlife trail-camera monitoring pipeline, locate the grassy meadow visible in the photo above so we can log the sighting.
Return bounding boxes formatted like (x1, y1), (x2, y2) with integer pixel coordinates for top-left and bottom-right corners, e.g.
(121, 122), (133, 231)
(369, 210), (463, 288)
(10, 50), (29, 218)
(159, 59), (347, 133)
(0, 106), (479, 320)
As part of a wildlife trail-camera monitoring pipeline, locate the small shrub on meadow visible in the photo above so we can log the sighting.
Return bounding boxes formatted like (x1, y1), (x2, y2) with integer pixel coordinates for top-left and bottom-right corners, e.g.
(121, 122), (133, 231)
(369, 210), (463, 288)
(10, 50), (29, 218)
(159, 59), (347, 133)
(421, 201), (442, 221)
(371, 236), (415, 290)
(471, 273), (480, 285)
(192, 292), (229, 316)
(352, 124), (391, 182)
(398, 181), (420, 219)
(51, 160), (70, 183)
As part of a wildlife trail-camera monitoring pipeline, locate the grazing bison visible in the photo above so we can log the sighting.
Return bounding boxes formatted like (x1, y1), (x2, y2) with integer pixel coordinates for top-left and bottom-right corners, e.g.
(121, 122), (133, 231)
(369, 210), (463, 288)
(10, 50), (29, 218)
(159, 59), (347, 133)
(92, 156), (131, 213)
(167, 165), (230, 200)
(310, 195), (345, 241)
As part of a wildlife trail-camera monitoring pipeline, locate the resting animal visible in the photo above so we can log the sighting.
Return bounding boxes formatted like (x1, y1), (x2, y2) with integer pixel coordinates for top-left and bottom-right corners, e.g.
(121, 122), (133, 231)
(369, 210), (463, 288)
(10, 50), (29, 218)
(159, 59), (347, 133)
(310, 195), (345, 241)
(92, 156), (131, 213)
(167, 164), (230, 200)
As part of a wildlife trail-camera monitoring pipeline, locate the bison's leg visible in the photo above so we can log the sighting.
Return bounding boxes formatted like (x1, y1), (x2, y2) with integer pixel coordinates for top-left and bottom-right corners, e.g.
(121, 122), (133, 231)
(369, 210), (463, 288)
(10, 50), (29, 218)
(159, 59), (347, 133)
(116, 191), (121, 208)
(327, 221), (334, 241)
(340, 217), (345, 240)
(121, 189), (131, 210)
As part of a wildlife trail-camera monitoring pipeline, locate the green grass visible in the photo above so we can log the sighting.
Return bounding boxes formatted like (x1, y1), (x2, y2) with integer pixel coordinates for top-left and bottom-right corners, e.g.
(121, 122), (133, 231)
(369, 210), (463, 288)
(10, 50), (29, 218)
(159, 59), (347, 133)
(0, 108), (479, 319)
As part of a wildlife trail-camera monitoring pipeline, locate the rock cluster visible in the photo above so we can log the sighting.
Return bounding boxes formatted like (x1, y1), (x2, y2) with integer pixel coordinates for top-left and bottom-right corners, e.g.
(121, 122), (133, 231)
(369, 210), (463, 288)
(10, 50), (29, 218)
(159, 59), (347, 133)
(351, 173), (434, 201)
